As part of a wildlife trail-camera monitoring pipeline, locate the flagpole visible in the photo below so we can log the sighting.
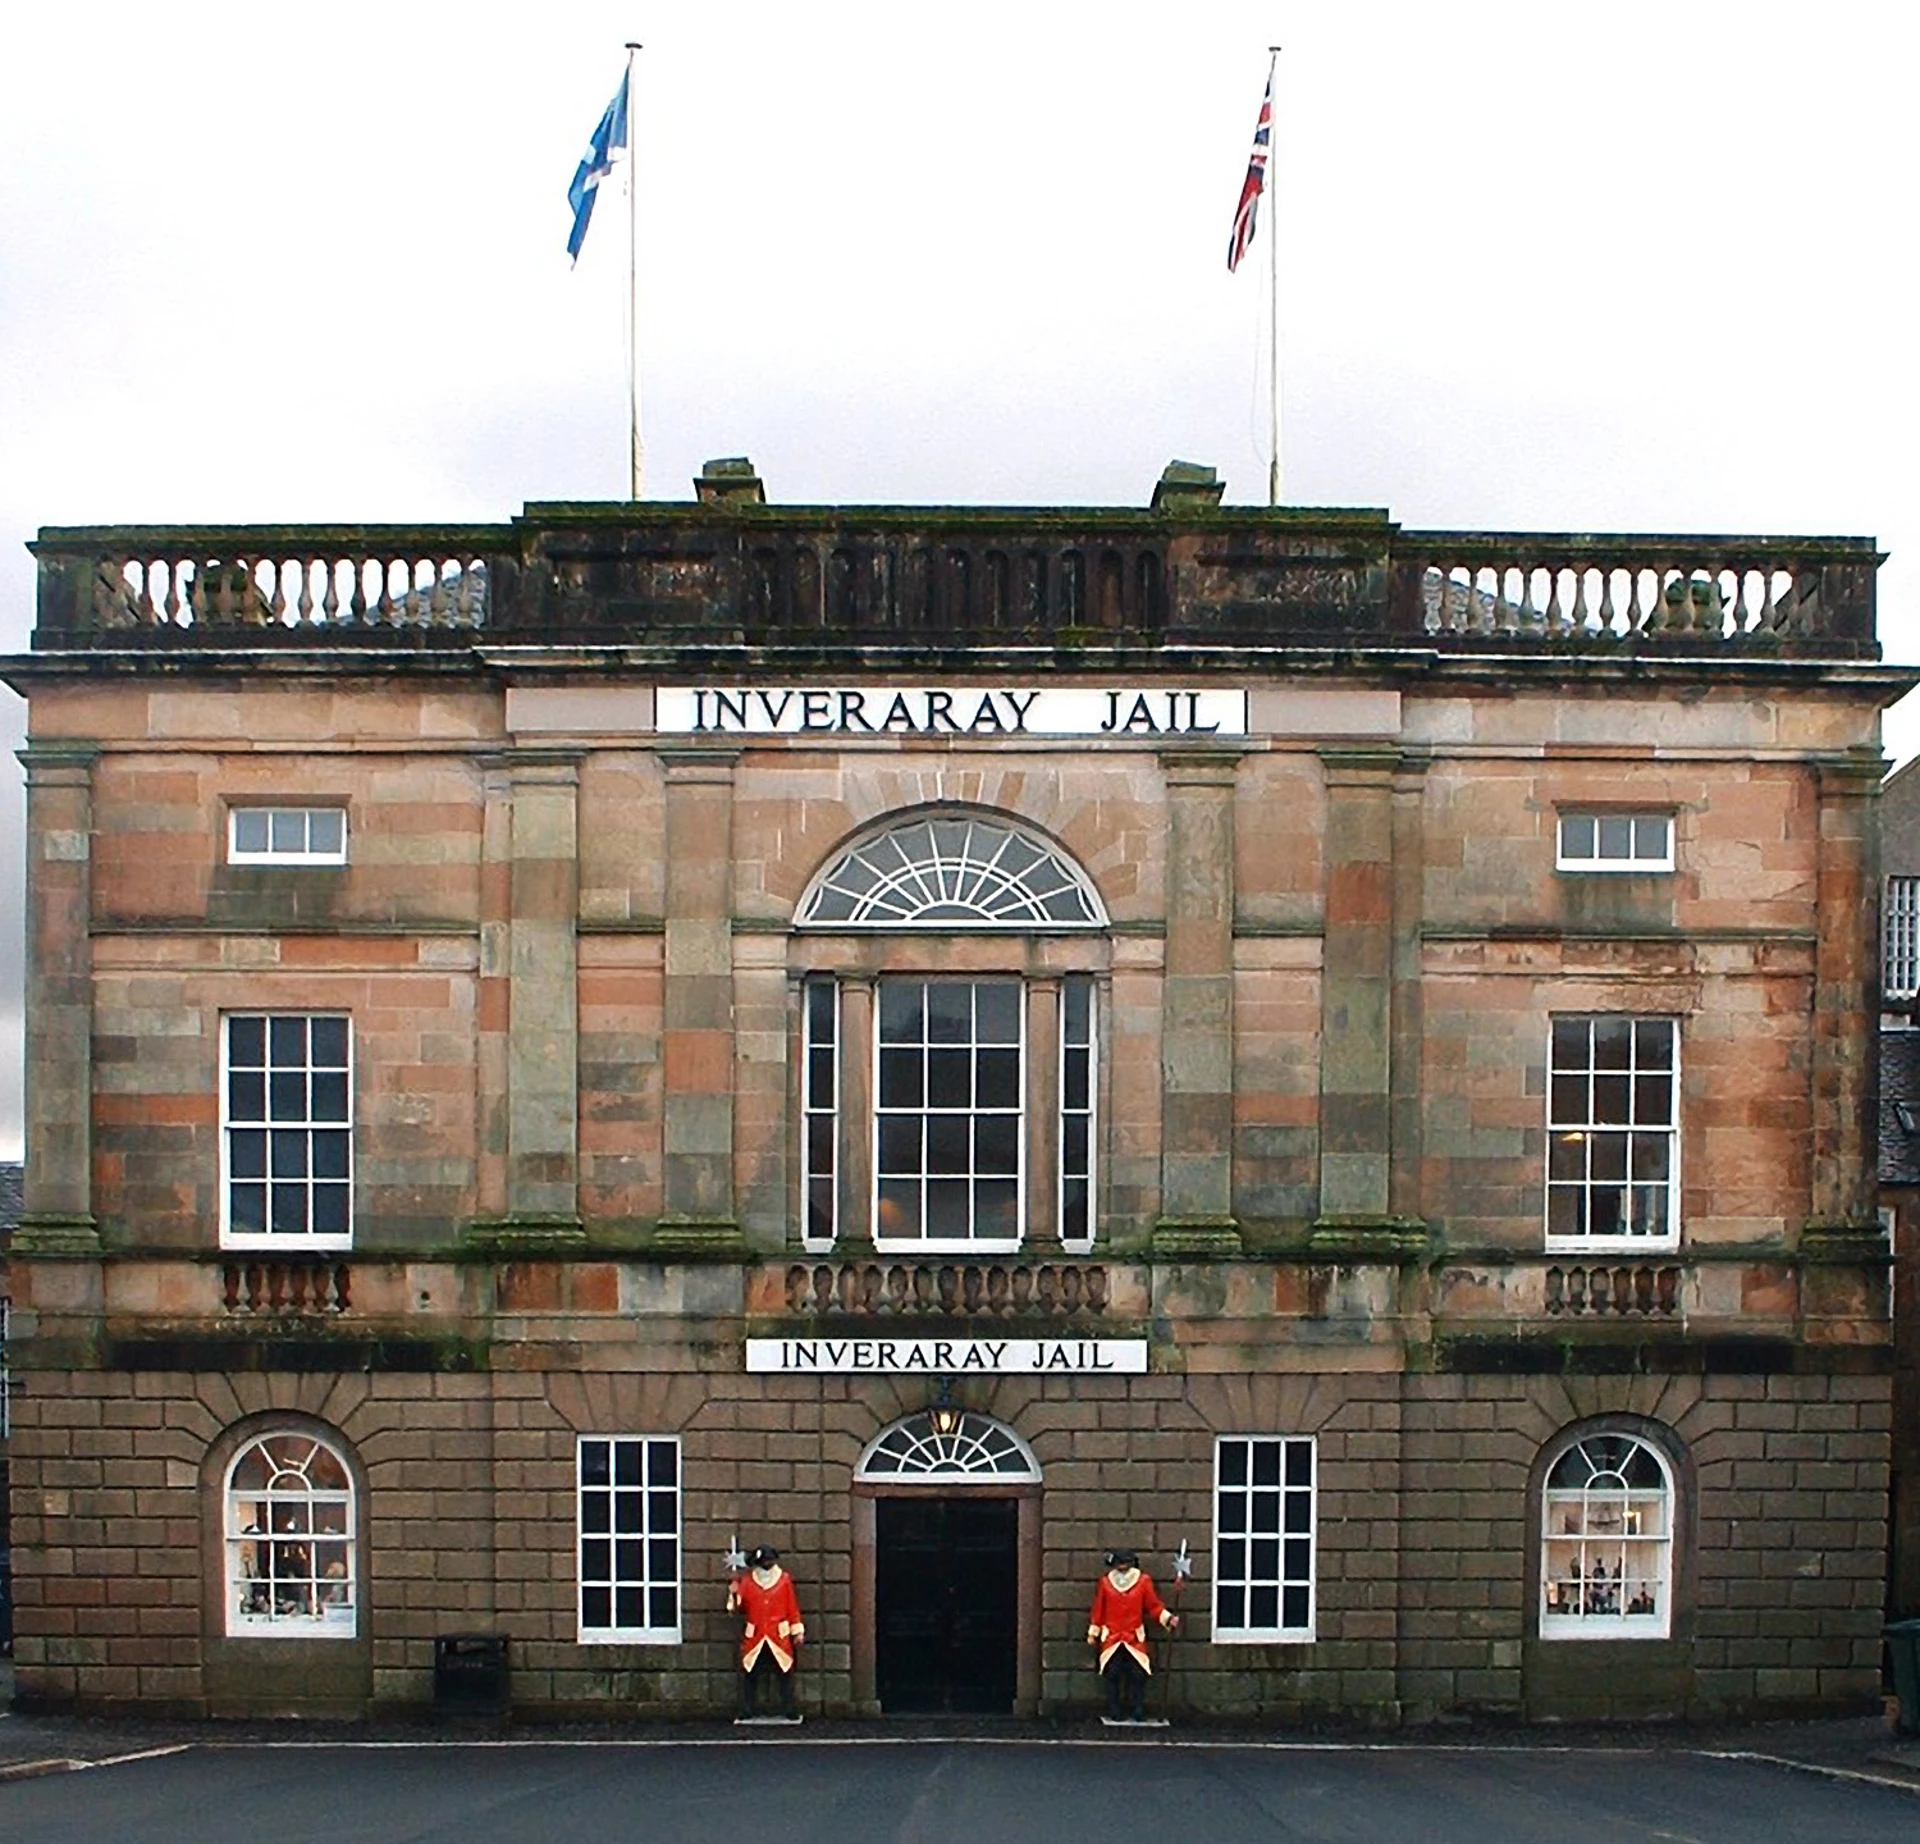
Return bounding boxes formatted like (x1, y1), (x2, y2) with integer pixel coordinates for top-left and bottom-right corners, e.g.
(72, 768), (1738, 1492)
(1266, 45), (1281, 508)
(626, 41), (644, 501)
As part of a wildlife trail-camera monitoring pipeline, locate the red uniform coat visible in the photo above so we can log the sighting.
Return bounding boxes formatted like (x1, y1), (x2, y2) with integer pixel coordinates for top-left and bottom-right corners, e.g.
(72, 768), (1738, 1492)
(1087, 1567), (1173, 1673)
(729, 1565), (805, 1673)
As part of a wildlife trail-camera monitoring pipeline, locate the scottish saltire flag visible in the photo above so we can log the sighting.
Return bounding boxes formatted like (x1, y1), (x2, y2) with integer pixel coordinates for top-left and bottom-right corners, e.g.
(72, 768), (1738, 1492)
(1227, 70), (1272, 273)
(566, 72), (630, 263)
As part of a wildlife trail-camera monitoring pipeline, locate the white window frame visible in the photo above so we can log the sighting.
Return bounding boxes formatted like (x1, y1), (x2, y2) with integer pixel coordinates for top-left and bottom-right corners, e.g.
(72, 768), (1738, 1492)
(1886, 876), (1920, 1001)
(1059, 973), (1097, 1248)
(1539, 1432), (1675, 1641)
(577, 1435), (682, 1645)
(1556, 811), (1674, 873)
(1545, 1015), (1680, 1252)
(228, 805), (348, 866)
(873, 976), (1026, 1252)
(1212, 1435), (1316, 1644)
(221, 1013), (354, 1250)
(223, 1430), (357, 1638)
(801, 976), (838, 1250)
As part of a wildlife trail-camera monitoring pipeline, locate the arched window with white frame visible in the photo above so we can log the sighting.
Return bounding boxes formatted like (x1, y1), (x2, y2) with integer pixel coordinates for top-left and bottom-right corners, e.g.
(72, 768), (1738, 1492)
(796, 810), (1106, 1252)
(1539, 1430), (1674, 1639)
(224, 1429), (357, 1636)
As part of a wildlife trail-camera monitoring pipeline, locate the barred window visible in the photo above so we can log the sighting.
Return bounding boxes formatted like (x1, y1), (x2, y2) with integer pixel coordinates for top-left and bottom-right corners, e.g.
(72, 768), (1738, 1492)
(1540, 1432), (1674, 1639)
(578, 1436), (681, 1644)
(222, 1014), (352, 1247)
(225, 1431), (356, 1636)
(229, 806), (347, 866)
(1213, 1436), (1315, 1643)
(1547, 1016), (1679, 1249)
(1887, 876), (1920, 1000)
(1557, 811), (1673, 872)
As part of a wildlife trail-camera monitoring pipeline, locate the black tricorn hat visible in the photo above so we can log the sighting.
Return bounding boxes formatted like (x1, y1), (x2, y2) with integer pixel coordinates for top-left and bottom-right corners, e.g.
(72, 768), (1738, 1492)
(1105, 1547), (1139, 1567)
(750, 1545), (780, 1567)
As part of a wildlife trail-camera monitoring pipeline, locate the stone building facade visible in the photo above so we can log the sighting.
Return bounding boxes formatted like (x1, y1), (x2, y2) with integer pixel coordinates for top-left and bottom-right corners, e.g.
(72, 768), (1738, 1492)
(2, 466), (1908, 1721)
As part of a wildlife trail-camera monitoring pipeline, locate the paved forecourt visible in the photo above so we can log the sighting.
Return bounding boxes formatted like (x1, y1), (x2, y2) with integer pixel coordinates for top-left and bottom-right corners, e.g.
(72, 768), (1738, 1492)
(2, 1740), (1918, 1844)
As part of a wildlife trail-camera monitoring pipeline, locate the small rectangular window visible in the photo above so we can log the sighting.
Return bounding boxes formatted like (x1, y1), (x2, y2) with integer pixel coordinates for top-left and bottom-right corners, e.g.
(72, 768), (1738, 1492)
(1886, 877), (1920, 1000)
(1546, 1015), (1680, 1249)
(229, 806), (347, 866)
(1060, 975), (1096, 1245)
(1556, 811), (1672, 872)
(222, 1013), (353, 1247)
(1213, 1435), (1316, 1643)
(802, 978), (838, 1246)
(577, 1436), (681, 1643)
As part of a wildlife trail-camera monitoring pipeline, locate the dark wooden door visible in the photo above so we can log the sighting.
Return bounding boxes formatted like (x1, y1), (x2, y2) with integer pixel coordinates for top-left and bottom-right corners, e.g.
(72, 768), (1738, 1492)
(875, 1495), (1018, 1714)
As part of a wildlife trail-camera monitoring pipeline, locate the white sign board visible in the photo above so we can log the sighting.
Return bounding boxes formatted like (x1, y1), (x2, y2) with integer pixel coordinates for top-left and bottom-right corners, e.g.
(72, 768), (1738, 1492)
(657, 687), (1246, 739)
(746, 1336), (1148, 1375)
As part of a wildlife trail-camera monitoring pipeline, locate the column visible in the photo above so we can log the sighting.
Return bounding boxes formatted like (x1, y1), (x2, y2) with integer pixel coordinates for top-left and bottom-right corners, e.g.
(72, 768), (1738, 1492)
(1318, 749), (1396, 1221)
(17, 745), (98, 1248)
(661, 749), (738, 1232)
(506, 753), (580, 1225)
(1809, 754), (1882, 1228)
(1156, 751), (1239, 1246)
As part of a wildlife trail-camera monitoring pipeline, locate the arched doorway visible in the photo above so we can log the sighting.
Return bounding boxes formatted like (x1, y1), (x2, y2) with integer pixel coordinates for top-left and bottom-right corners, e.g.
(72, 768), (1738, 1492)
(852, 1411), (1043, 1717)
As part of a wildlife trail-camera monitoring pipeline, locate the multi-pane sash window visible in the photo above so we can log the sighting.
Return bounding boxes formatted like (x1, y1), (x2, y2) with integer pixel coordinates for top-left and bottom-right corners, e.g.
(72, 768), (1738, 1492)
(1060, 975), (1095, 1244)
(802, 978), (837, 1245)
(1887, 876), (1920, 1001)
(225, 1431), (356, 1636)
(1547, 1017), (1679, 1248)
(229, 806), (347, 865)
(1556, 812), (1673, 871)
(1213, 1436), (1315, 1642)
(578, 1436), (681, 1643)
(1540, 1433), (1673, 1638)
(877, 979), (1023, 1246)
(223, 1014), (352, 1246)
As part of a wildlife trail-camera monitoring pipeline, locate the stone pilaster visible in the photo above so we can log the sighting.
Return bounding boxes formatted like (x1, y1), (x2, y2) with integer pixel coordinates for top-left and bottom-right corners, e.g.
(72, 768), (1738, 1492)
(661, 749), (739, 1237)
(1155, 751), (1240, 1250)
(1317, 750), (1396, 1222)
(838, 976), (876, 1248)
(506, 753), (580, 1228)
(1388, 752), (1430, 1222)
(16, 744), (99, 1250)
(1026, 976), (1062, 1244)
(1809, 753), (1882, 1229)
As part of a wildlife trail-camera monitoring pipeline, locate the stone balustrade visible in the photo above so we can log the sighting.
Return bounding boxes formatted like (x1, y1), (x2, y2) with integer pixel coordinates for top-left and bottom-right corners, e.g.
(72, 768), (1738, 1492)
(781, 1260), (1112, 1320)
(27, 508), (1881, 656)
(220, 1260), (352, 1317)
(1544, 1263), (1683, 1318)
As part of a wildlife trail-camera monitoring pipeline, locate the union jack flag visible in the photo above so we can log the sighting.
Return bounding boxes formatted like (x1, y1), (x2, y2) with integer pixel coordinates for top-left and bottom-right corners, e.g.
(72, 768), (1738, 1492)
(1227, 69), (1272, 273)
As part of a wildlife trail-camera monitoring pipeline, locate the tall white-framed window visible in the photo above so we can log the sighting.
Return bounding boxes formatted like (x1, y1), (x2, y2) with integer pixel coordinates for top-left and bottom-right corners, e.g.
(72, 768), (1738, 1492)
(1886, 876), (1920, 1001)
(1059, 975), (1096, 1245)
(222, 1014), (353, 1248)
(228, 806), (347, 866)
(577, 1435), (681, 1644)
(224, 1430), (356, 1636)
(1540, 1431), (1674, 1639)
(796, 811), (1110, 1251)
(1213, 1435), (1315, 1643)
(1556, 811), (1673, 872)
(1546, 1016), (1679, 1250)
(801, 976), (838, 1247)
(877, 978), (1024, 1248)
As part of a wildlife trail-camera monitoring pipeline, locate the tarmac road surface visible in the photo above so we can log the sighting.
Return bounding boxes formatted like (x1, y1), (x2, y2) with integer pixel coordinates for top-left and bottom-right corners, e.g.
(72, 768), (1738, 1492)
(2, 1738), (1917, 1844)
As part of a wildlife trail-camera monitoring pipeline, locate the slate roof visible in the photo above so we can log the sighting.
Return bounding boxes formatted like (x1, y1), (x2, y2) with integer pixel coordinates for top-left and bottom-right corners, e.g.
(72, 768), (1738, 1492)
(0, 1161), (20, 1241)
(1879, 1031), (1920, 1186)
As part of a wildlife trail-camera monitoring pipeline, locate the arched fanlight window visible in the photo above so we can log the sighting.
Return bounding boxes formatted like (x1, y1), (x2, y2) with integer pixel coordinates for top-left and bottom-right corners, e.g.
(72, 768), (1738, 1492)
(857, 1411), (1041, 1481)
(1539, 1431), (1673, 1639)
(799, 813), (1105, 928)
(224, 1430), (357, 1636)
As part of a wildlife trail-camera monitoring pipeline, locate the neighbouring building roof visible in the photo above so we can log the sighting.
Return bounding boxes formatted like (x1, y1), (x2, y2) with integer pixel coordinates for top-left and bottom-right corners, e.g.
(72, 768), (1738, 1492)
(0, 1161), (21, 1241)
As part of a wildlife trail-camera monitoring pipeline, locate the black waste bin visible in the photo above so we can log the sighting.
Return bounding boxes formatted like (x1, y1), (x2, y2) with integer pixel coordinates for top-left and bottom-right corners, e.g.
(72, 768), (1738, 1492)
(1889, 1619), (1920, 1737)
(434, 1634), (509, 1711)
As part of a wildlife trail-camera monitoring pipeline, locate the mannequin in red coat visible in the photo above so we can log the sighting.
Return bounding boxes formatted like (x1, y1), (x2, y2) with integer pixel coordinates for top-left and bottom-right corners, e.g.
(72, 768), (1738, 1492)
(728, 1545), (805, 1719)
(1087, 1547), (1177, 1721)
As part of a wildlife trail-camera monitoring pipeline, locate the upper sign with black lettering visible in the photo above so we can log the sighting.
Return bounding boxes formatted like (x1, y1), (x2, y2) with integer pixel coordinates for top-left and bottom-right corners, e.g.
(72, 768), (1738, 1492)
(656, 687), (1247, 738)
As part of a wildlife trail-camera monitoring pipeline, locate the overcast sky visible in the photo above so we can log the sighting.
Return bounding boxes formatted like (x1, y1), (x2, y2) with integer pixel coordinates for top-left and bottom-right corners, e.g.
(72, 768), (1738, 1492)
(1, 2), (1916, 1159)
